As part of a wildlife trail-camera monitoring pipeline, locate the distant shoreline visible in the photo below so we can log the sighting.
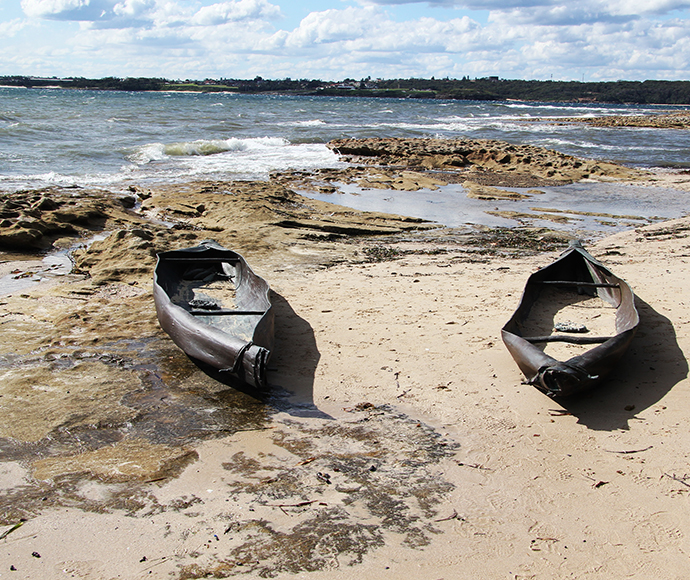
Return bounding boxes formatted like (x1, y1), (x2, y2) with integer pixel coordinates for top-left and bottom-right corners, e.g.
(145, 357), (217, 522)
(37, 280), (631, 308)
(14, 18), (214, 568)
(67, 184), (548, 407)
(4, 76), (690, 105)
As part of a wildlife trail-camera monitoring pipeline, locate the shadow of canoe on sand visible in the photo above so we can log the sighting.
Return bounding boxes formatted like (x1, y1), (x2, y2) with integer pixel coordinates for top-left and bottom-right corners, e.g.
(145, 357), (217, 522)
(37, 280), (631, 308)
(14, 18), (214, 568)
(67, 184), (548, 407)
(266, 291), (331, 419)
(558, 296), (688, 431)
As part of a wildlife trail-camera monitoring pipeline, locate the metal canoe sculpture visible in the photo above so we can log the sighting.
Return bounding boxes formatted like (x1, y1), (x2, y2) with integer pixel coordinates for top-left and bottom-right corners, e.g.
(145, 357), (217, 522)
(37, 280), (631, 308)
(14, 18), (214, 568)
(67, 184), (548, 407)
(153, 240), (274, 390)
(502, 241), (639, 398)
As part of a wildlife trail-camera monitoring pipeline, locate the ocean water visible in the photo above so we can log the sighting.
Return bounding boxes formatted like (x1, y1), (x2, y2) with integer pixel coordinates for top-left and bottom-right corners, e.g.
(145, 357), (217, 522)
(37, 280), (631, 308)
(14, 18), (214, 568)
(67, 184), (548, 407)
(1, 87), (688, 230)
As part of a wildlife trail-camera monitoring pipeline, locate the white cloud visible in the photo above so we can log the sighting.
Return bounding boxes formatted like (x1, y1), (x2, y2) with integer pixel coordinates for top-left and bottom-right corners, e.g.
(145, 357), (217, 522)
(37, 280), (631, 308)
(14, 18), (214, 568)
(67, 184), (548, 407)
(361, 0), (690, 10)
(364, 16), (484, 53)
(489, 6), (635, 26)
(359, 0), (553, 8)
(267, 7), (482, 54)
(606, 0), (690, 15)
(8, 0), (690, 80)
(494, 14), (690, 79)
(278, 6), (380, 47)
(190, 0), (281, 26)
(21, 0), (281, 27)
(21, 0), (118, 21)
(0, 17), (28, 36)
(112, 0), (156, 19)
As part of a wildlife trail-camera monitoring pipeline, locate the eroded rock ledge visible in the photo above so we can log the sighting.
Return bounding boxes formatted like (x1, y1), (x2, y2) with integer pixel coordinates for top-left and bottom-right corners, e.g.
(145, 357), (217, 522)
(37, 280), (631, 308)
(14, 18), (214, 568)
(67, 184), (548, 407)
(327, 137), (645, 184)
(551, 111), (690, 130)
(0, 180), (434, 259)
(0, 188), (138, 251)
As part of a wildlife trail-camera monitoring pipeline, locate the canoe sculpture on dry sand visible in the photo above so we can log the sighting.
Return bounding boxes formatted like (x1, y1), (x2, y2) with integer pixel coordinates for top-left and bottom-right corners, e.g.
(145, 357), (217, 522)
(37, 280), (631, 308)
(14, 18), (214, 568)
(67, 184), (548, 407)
(153, 240), (274, 390)
(502, 240), (639, 398)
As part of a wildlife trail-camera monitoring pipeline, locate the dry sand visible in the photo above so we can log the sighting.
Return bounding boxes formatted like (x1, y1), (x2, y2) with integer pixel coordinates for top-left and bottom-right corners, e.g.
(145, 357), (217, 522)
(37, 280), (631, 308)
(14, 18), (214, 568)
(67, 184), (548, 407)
(0, 146), (689, 579)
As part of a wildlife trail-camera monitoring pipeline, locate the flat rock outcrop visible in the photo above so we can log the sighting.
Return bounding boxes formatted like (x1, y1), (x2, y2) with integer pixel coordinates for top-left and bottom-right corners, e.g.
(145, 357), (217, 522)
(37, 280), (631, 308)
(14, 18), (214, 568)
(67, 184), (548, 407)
(552, 111), (690, 129)
(0, 188), (138, 251)
(0, 180), (434, 281)
(328, 137), (645, 184)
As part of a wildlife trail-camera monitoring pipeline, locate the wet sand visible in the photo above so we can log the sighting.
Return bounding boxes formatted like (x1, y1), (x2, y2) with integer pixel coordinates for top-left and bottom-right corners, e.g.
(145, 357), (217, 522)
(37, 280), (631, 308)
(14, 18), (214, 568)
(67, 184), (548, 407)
(0, 139), (689, 579)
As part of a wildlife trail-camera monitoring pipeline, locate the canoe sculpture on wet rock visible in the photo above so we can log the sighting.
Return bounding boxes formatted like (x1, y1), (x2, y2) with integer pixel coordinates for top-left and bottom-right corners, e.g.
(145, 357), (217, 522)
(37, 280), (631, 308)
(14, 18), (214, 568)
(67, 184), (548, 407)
(502, 240), (639, 398)
(153, 240), (274, 389)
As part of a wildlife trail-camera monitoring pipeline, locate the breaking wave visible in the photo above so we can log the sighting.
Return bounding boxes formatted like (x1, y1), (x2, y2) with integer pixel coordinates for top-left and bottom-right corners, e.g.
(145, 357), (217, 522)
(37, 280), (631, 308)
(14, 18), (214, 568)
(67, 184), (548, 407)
(129, 136), (289, 164)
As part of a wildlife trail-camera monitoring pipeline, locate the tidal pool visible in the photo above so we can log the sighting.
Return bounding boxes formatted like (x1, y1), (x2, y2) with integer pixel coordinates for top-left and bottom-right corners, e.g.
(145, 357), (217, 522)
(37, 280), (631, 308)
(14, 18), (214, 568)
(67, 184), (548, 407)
(301, 181), (689, 236)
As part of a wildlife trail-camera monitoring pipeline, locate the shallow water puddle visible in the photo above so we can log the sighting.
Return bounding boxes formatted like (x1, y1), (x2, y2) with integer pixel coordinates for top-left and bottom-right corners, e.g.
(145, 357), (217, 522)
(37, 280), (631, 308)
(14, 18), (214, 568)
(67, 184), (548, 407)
(300, 181), (688, 235)
(0, 251), (72, 296)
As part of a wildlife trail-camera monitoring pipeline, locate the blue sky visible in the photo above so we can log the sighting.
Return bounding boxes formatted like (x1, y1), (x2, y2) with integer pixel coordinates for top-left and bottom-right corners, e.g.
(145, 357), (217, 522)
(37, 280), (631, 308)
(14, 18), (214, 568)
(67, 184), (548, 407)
(2, 0), (690, 81)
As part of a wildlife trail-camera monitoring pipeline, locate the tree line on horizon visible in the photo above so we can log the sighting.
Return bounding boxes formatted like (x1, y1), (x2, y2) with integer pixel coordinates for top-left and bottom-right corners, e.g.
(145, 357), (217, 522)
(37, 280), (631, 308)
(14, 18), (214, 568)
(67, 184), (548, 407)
(3, 75), (690, 104)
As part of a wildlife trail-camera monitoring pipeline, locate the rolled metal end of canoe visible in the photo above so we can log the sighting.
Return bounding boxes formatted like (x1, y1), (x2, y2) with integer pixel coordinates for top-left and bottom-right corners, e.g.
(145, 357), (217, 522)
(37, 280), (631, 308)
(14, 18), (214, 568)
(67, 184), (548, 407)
(239, 344), (271, 390)
(531, 362), (600, 398)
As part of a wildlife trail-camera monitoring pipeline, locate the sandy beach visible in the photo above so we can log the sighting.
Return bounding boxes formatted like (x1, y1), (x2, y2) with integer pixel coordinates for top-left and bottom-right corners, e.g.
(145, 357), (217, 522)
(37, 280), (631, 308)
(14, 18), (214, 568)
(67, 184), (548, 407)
(0, 139), (688, 579)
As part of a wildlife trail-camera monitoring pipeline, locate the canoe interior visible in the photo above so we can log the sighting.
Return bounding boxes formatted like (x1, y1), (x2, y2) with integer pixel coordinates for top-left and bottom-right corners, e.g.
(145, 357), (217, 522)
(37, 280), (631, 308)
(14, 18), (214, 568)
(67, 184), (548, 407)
(156, 253), (272, 350)
(163, 260), (255, 342)
(514, 284), (619, 359)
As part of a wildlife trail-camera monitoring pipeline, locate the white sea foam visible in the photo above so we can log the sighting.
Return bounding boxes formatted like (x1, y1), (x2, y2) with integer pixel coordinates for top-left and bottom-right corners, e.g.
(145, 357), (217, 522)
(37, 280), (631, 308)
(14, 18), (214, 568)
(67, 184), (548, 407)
(503, 103), (616, 115)
(0, 170), (127, 191)
(116, 141), (344, 187)
(291, 119), (327, 127)
(0, 140), (344, 193)
(129, 143), (167, 164)
(129, 136), (289, 164)
(515, 123), (580, 134)
(171, 142), (343, 180)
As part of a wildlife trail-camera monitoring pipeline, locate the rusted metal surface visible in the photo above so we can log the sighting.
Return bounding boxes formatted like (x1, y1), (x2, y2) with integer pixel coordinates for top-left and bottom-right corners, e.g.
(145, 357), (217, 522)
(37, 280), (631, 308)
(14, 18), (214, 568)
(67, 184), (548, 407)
(502, 240), (639, 398)
(154, 240), (274, 389)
